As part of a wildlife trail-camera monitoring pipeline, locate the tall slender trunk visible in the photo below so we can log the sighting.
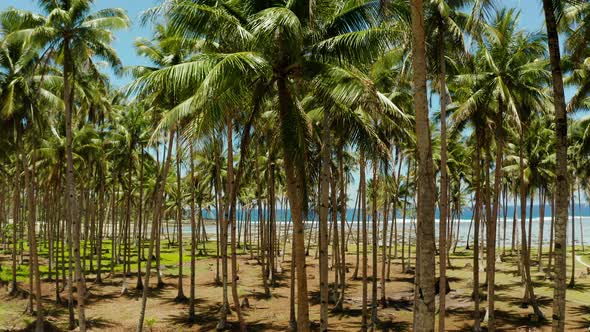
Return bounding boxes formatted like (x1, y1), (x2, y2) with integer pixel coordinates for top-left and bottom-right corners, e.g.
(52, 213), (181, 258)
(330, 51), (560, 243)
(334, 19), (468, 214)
(318, 107), (330, 332)
(189, 141), (197, 321)
(9, 124), (22, 295)
(487, 100), (504, 331)
(473, 130), (483, 332)
(64, 40), (85, 331)
(175, 131), (186, 301)
(519, 128), (544, 319)
(401, 159), (411, 272)
(502, 184), (508, 257)
(27, 147), (43, 331)
(381, 164), (391, 305)
(569, 188), (575, 288)
(538, 189), (546, 272)
(370, 158), (378, 328)
(411, 1), (436, 328)
(335, 145), (347, 311)
(578, 184), (584, 251)
(217, 134), (230, 329)
(511, 187), (518, 255)
(277, 77), (310, 331)
(438, 27), (449, 331)
(542, 1), (569, 329)
(360, 151), (368, 332)
(137, 147), (144, 290)
(137, 129), (175, 332)
(547, 193), (556, 278)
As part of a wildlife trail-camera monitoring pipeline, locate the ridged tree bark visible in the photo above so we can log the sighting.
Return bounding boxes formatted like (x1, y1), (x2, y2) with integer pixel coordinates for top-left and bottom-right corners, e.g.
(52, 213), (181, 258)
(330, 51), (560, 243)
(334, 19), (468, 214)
(438, 26), (449, 332)
(411, 0), (437, 330)
(319, 107), (330, 331)
(542, 1), (569, 329)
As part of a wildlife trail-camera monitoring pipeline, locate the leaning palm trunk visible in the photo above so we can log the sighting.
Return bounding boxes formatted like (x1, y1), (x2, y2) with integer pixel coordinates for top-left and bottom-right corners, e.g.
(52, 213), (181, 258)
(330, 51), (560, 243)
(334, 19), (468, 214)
(411, 1), (437, 330)
(542, 1), (569, 330)
(519, 130), (544, 320)
(137, 129), (175, 332)
(487, 101), (504, 331)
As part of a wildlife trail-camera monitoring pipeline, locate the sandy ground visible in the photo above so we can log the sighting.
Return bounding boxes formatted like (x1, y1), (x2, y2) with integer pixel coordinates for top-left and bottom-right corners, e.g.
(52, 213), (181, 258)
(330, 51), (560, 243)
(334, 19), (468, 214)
(1, 243), (590, 331)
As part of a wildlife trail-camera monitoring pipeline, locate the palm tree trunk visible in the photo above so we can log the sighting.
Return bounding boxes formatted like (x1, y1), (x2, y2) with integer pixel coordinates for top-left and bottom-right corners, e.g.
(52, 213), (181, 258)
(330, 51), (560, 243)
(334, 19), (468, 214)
(335, 145), (347, 311)
(370, 158), (379, 328)
(438, 28), (449, 331)
(411, 2), (436, 329)
(136, 129), (175, 332)
(542, 1), (569, 329)
(569, 188), (575, 288)
(360, 151), (368, 332)
(318, 107), (330, 332)
(547, 192), (555, 279)
(410, 0), (436, 332)
(578, 184), (584, 252)
(473, 131), (483, 332)
(277, 77), (310, 331)
(189, 141), (196, 321)
(519, 129), (544, 319)
(401, 160), (410, 273)
(9, 124), (22, 296)
(538, 189), (546, 272)
(137, 147), (144, 290)
(175, 131), (186, 301)
(502, 184), (508, 257)
(26, 148), (43, 331)
(487, 100), (504, 331)
(63, 39), (86, 331)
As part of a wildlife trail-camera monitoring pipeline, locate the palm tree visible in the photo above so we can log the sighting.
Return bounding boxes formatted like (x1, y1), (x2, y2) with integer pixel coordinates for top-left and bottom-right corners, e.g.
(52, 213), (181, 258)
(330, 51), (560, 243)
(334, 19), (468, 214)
(410, 1), (437, 330)
(541, 1), (570, 330)
(6, 2), (129, 329)
(134, 2), (401, 330)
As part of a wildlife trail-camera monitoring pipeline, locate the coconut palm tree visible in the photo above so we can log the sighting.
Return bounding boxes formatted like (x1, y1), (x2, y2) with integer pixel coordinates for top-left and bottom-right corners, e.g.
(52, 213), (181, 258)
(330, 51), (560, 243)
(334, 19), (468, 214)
(4, 2), (129, 329)
(541, 1), (570, 330)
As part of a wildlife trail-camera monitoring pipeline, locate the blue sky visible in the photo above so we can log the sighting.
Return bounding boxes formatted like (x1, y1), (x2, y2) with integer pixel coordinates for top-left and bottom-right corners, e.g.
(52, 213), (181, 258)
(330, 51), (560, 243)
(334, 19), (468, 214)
(2, 0), (547, 88)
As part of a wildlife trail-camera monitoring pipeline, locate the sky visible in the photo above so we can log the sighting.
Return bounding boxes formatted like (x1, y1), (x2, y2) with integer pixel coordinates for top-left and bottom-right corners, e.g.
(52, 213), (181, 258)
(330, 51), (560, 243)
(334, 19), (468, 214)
(2, 0), (548, 88)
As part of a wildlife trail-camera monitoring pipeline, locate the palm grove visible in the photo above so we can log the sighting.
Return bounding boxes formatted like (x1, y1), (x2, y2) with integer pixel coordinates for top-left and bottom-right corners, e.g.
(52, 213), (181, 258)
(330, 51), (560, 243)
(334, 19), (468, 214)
(0, 0), (588, 331)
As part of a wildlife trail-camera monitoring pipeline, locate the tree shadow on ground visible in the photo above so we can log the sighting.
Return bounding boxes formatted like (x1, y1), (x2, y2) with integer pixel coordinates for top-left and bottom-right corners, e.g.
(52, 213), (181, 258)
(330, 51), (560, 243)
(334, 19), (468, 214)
(377, 320), (411, 332)
(86, 317), (117, 329)
(495, 309), (548, 329)
(384, 297), (413, 311)
(248, 290), (286, 301)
